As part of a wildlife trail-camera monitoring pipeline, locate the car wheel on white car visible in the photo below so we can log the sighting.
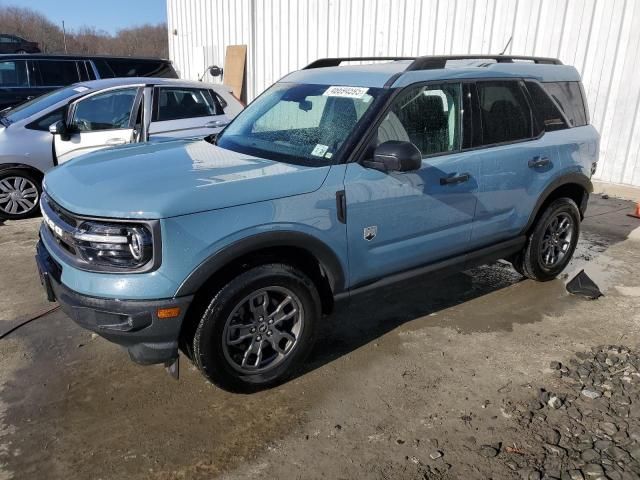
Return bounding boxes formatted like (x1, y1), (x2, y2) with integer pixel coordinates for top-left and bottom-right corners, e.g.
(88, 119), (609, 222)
(0, 169), (41, 220)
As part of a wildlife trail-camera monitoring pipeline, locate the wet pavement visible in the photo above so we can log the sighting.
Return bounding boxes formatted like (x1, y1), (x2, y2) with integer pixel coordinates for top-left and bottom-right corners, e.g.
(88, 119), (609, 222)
(0, 195), (639, 479)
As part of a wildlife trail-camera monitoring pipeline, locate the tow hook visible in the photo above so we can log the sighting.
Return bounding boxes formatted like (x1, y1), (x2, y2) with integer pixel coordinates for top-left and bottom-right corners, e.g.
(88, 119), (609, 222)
(164, 356), (179, 380)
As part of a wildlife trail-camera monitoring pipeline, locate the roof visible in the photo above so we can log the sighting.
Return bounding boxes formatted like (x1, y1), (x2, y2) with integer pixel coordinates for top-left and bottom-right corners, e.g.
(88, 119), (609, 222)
(0, 53), (171, 62)
(282, 56), (582, 88)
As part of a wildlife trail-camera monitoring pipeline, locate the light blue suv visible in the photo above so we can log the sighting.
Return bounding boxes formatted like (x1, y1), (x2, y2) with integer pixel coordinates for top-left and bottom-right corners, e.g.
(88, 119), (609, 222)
(36, 55), (599, 392)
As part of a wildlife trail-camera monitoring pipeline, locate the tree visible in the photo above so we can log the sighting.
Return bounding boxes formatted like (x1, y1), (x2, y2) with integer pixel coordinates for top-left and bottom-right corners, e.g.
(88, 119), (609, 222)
(0, 4), (168, 57)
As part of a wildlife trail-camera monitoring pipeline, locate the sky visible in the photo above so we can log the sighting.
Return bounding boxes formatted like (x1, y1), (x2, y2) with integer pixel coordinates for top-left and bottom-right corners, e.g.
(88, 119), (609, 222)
(24, 0), (167, 34)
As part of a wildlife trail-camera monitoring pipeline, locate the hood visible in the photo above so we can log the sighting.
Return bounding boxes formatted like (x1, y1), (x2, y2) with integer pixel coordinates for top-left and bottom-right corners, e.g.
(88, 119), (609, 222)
(44, 139), (330, 219)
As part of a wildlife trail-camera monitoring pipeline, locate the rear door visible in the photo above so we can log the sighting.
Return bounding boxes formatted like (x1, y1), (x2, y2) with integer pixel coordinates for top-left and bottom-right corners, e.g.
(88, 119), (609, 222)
(54, 86), (141, 163)
(148, 86), (229, 140)
(467, 80), (558, 248)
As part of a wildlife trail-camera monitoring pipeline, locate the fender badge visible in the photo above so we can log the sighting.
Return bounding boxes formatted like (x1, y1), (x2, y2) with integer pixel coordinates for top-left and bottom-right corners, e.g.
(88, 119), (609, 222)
(363, 226), (377, 241)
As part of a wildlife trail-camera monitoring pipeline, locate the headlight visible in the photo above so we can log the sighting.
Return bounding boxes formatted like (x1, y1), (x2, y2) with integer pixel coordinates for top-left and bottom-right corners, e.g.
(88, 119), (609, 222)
(73, 221), (154, 269)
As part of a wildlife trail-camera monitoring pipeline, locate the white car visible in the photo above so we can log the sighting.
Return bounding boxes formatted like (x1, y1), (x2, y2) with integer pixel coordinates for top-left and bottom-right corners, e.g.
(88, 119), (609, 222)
(0, 77), (243, 219)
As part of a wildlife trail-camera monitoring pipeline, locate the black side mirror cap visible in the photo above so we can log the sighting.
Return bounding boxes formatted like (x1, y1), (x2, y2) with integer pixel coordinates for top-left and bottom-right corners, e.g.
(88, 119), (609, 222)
(363, 140), (422, 172)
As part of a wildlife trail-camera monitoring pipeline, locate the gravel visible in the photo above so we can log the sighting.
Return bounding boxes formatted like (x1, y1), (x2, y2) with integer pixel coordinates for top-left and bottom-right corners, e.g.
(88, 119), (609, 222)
(480, 345), (640, 479)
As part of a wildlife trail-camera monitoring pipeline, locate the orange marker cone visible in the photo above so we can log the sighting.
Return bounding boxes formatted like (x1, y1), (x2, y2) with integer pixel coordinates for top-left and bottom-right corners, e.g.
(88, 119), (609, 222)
(629, 201), (640, 219)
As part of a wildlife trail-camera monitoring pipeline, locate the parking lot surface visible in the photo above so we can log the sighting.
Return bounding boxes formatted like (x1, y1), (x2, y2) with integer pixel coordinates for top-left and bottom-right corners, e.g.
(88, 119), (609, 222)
(1, 194), (639, 480)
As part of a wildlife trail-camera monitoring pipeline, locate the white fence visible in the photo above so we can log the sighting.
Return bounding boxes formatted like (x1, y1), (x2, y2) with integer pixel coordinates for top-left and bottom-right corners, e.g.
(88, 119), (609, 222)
(167, 0), (640, 187)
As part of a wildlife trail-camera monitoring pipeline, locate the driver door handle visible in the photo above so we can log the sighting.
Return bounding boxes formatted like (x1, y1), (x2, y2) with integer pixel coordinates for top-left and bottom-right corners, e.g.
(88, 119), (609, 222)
(440, 173), (470, 185)
(528, 156), (550, 168)
(106, 138), (127, 145)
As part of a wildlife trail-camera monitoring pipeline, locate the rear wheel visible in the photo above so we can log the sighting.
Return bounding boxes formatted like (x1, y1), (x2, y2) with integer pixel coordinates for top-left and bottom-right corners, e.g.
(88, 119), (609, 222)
(0, 169), (41, 220)
(512, 197), (580, 281)
(191, 263), (321, 392)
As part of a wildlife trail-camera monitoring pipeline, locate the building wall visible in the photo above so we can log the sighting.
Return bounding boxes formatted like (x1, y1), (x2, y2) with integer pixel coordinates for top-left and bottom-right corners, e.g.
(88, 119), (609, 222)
(167, 0), (640, 187)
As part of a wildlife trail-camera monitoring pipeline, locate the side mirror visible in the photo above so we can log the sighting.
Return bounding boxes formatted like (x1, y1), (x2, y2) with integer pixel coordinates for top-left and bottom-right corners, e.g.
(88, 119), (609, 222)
(49, 120), (70, 141)
(363, 141), (422, 172)
(208, 65), (223, 77)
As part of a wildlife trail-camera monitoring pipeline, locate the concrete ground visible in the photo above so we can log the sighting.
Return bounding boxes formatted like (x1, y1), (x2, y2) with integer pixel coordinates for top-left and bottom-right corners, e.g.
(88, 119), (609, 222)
(0, 193), (639, 480)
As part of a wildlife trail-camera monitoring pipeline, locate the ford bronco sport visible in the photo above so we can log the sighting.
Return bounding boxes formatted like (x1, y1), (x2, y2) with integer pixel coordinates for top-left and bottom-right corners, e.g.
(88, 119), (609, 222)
(36, 55), (598, 392)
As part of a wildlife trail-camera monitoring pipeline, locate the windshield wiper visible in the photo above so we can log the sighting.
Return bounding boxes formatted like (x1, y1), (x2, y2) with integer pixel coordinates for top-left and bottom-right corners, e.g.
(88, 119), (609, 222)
(0, 116), (10, 127)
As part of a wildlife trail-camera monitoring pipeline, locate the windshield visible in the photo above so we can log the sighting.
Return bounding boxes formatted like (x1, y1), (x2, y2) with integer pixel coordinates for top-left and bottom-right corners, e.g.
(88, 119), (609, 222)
(4, 86), (88, 125)
(215, 83), (382, 166)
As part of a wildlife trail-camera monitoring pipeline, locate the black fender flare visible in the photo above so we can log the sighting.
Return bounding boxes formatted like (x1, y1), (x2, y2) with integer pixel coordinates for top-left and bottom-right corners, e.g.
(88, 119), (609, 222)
(522, 172), (593, 233)
(175, 231), (346, 297)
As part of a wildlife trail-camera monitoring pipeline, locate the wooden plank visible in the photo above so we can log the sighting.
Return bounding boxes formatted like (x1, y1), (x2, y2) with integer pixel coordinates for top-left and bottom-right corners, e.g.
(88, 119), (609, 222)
(223, 44), (247, 103)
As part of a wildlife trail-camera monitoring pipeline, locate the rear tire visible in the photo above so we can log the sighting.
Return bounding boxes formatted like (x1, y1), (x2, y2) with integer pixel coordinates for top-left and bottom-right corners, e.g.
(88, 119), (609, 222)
(191, 263), (321, 392)
(512, 197), (580, 282)
(0, 169), (42, 220)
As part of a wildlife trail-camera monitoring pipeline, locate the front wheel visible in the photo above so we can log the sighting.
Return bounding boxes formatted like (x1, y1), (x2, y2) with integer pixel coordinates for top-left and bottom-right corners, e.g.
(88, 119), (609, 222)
(512, 197), (580, 281)
(191, 263), (321, 392)
(0, 169), (42, 220)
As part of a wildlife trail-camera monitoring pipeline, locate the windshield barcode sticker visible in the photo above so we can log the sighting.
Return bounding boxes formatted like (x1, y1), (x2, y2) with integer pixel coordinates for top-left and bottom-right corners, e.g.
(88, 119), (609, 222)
(323, 86), (369, 99)
(311, 144), (329, 157)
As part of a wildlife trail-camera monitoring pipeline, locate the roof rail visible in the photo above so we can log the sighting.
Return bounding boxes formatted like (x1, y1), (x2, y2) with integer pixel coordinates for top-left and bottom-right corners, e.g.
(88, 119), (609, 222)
(303, 54), (562, 71)
(303, 57), (414, 69)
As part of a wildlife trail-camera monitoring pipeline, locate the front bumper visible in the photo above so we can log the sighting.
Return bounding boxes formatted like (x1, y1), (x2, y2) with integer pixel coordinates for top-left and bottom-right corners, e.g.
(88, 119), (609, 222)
(35, 239), (193, 365)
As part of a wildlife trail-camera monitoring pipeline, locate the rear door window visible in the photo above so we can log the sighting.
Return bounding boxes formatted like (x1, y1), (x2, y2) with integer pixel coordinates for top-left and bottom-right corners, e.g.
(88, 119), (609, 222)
(34, 60), (80, 86)
(477, 81), (533, 145)
(542, 81), (588, 127)
(0, 60), (28, 87)
(154, 87), (219, 121)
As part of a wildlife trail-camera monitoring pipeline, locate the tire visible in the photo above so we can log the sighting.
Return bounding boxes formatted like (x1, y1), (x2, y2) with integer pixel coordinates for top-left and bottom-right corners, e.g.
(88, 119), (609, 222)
(191, 263), (321, 392)
(512, 197), (580, 282)
(0, 169), (42, 220)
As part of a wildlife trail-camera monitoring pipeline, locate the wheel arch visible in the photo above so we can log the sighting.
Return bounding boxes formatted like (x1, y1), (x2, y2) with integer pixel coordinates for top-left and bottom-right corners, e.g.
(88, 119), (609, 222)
(0, 163), (45, 181)
(522, 173), (592, 234)
(176, 230), (346, 309)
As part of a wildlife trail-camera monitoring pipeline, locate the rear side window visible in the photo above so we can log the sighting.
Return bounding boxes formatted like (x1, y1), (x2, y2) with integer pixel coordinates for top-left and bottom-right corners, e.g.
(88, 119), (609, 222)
(106, 59), (175, 78)
(154, 87), (218, 121)
(525, 81), (568, 132)
(92, 59), (114, 78)
(34, 60), (80, 86)
(477, 81), (532, 145)
(542, 81), (588, 127)
(0, 60), (28, 87)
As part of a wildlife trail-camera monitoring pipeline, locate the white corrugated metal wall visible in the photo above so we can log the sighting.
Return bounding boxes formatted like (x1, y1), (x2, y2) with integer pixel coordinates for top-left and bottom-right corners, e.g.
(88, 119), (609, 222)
(167, 0), (640, 187)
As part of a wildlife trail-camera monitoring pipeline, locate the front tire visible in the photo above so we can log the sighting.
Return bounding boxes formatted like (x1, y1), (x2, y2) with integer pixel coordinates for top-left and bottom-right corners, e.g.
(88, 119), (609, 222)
(192, 263), (321, 392)
(0, 169), (42, 220)
(512, 197), (580, 281)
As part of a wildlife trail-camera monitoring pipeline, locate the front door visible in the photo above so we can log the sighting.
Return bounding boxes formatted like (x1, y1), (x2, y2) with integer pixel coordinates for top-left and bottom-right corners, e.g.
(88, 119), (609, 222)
(345, 82), (479, 288)
(54, 86), (141, 164)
